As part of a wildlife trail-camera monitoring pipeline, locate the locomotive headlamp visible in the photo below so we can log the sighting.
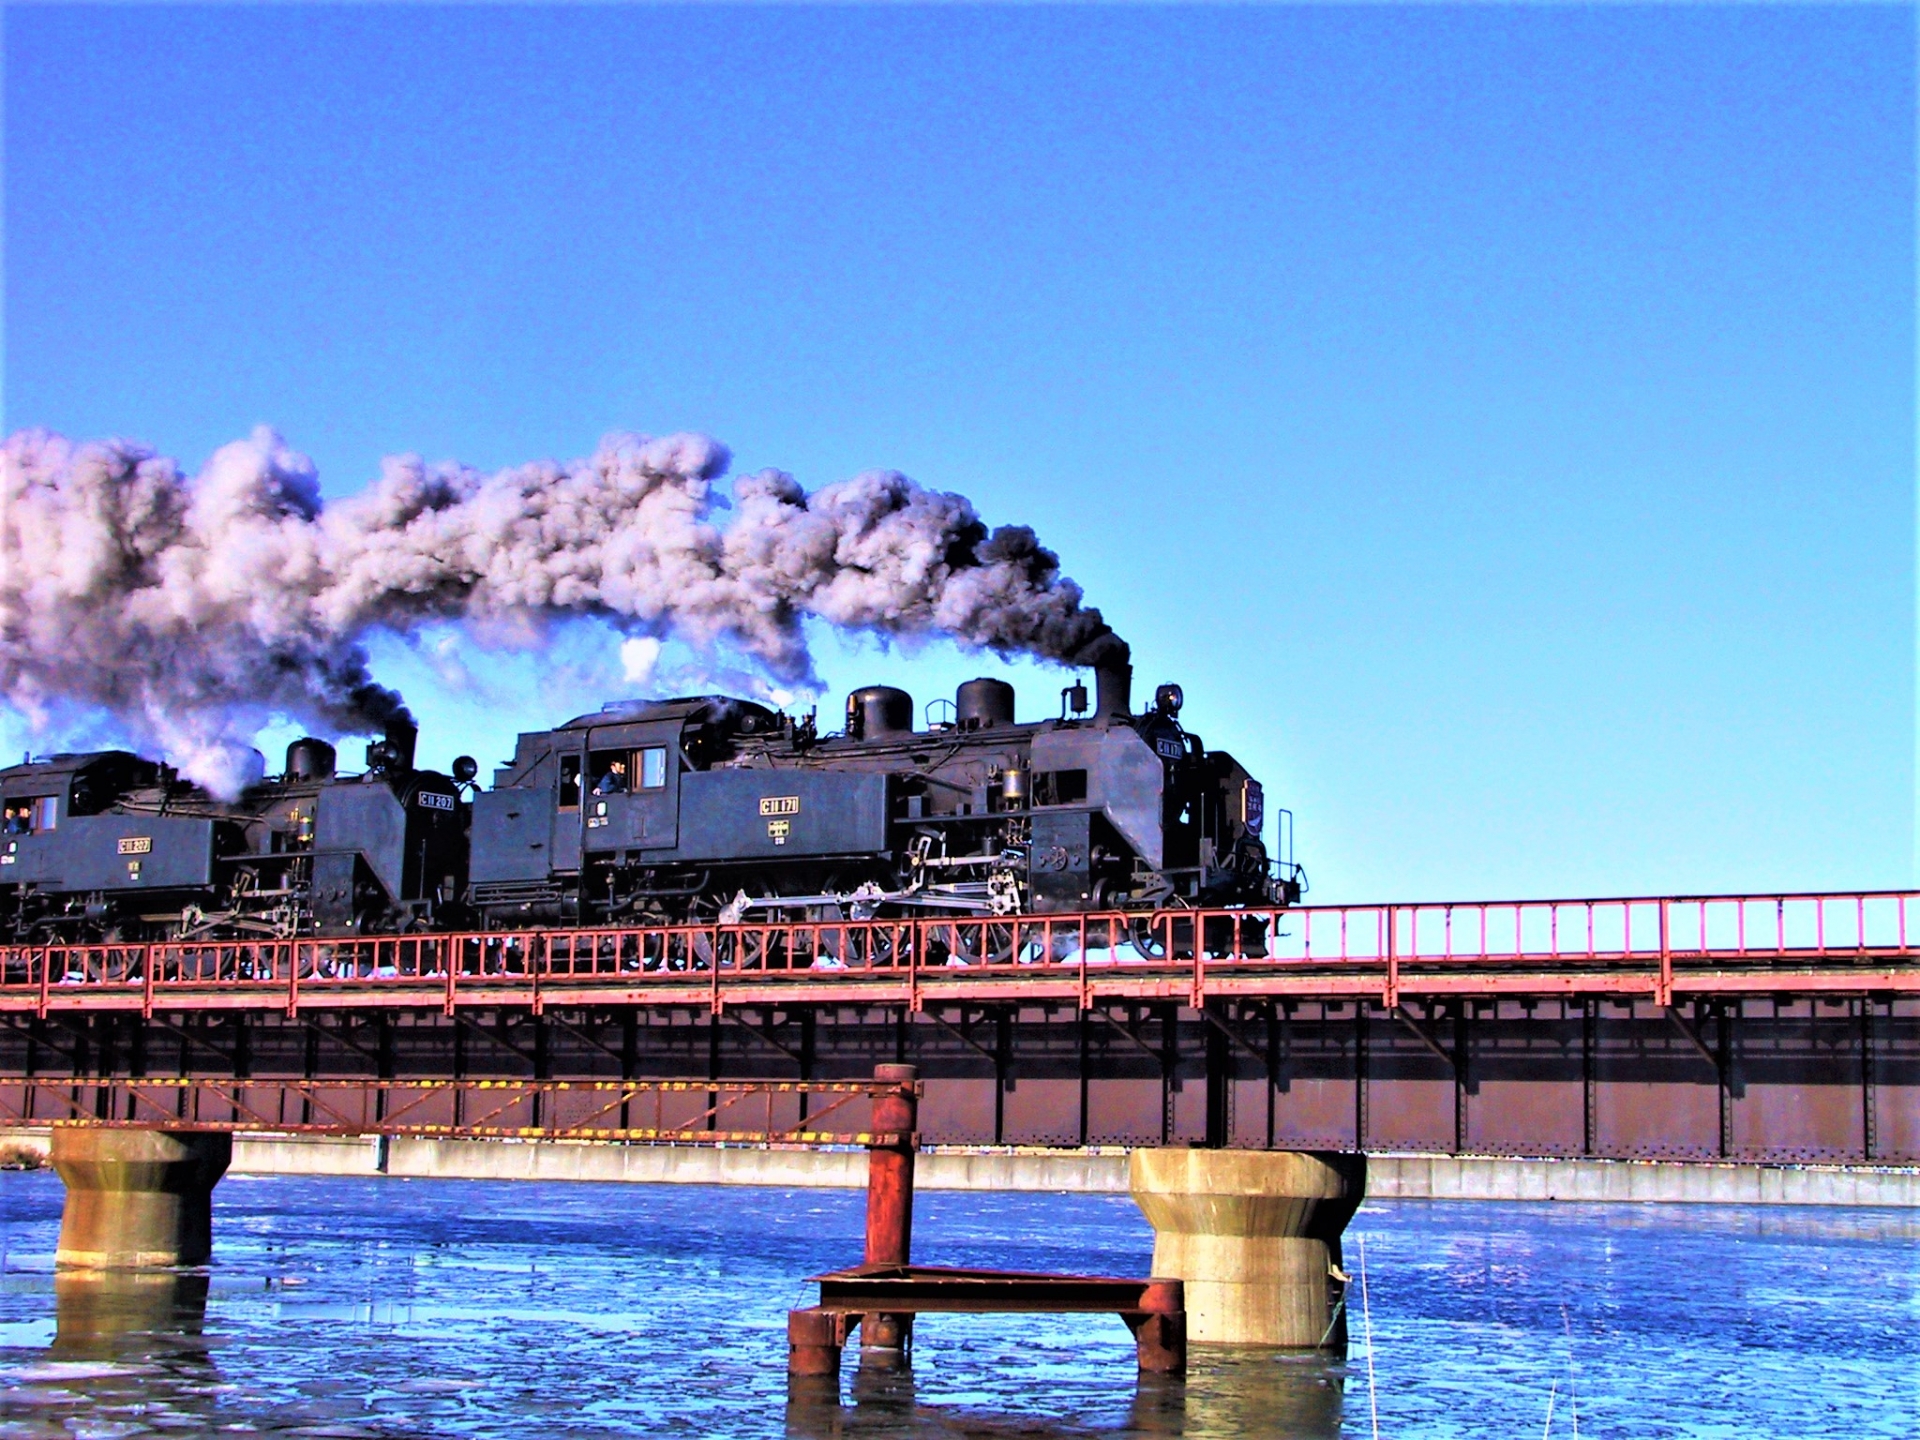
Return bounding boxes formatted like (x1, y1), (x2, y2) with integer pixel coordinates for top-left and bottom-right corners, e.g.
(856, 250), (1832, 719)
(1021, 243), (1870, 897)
(1154, 683), (1184, 717)
(452, 756), (479, 785)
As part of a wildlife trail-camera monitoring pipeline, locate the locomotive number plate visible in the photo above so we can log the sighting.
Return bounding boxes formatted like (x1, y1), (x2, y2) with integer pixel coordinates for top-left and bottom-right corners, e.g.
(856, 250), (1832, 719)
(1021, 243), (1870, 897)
(117, 836), (152, 855)
(1155, 738), (1183, 760)
(417, 791), (456, 812)
(759, 796), (801, 817)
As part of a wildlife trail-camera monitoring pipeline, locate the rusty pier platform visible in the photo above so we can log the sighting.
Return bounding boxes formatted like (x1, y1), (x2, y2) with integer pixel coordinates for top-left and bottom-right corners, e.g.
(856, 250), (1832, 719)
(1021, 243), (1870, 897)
(787, 1062), (1187, 1382)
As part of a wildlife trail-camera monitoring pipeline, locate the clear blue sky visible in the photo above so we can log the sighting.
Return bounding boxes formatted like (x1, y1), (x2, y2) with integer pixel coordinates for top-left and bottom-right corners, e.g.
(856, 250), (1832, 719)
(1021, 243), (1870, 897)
(5, 5), (1913, 903)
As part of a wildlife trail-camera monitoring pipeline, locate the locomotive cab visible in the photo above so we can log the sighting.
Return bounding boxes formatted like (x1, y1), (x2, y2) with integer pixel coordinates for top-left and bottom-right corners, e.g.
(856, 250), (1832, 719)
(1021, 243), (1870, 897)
(0, 751), (186, 940)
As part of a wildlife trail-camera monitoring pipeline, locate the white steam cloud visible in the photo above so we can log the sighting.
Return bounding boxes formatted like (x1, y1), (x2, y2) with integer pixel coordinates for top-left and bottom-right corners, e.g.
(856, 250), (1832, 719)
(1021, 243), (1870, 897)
(1, 427), (1126, 793)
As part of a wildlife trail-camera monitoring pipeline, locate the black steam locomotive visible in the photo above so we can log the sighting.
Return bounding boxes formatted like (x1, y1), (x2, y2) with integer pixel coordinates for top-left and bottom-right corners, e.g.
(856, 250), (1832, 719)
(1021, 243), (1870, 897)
(469, 663), (1298, 928)
(0, 729), (467, 941)
(0, 663), (1300, 941)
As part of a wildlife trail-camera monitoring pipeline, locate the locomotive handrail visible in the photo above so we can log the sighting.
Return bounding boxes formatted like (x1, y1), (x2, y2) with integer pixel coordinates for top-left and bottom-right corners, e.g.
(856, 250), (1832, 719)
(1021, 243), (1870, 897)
(2, 889), (1916, 1016)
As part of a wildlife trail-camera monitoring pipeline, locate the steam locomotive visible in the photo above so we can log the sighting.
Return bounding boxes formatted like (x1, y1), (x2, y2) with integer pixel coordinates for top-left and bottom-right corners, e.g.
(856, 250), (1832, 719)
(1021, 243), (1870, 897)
(0, 663), (1301, 941)
(0, 728), (467, 942)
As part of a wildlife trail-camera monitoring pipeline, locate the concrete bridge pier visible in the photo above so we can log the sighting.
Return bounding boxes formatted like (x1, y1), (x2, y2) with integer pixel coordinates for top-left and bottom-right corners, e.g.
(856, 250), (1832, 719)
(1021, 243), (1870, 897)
(1129, 1149), (1366, 1348)
(49, 1129), (232, 1270)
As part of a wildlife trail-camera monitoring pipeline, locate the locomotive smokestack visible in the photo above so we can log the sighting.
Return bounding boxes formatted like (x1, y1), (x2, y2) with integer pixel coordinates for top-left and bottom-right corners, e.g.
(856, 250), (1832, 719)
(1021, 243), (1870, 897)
(1095, 661), (1133, 722)
(385, 718), (417, 772)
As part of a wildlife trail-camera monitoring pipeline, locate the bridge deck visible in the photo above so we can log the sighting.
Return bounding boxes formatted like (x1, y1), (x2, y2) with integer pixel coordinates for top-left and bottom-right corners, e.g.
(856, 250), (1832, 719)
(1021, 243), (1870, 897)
(2, 892), (1914, 1165)
(0, 891), (1913, 1017)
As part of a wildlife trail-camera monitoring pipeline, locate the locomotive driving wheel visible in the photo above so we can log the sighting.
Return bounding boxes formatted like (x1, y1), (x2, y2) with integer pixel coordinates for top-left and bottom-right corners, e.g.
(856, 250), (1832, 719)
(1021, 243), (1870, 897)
(925, 919), (1015, 967)
(1127, 914), (1197, 962)
(1127, 918), (1168, 961)
(967, 922), (1016, 965)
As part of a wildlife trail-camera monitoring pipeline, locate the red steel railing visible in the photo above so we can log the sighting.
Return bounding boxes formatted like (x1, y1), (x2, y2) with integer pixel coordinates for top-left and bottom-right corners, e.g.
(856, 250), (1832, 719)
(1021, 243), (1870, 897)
(1, 890), (1913, 1014)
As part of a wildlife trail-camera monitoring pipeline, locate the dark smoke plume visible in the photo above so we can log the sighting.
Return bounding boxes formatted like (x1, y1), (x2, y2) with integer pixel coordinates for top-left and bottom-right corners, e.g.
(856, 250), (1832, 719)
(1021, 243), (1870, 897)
(1, 427), (1126, 792)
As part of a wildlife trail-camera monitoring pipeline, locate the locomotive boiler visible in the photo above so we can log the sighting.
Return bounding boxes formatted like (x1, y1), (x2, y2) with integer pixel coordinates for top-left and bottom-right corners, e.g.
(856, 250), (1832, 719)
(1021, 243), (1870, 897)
(0, 723), (467, 941)
(467, 662), (1301, 929)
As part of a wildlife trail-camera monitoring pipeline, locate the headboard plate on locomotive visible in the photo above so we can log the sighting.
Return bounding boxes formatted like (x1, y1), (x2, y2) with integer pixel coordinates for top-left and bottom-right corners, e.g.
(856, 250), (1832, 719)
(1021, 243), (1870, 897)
(674, 771), (890, 862)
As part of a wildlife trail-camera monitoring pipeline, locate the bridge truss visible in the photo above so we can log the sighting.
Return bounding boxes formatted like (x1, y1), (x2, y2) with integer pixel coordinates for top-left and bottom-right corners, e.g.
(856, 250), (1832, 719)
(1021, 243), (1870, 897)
(1, 890), (1914, 1163)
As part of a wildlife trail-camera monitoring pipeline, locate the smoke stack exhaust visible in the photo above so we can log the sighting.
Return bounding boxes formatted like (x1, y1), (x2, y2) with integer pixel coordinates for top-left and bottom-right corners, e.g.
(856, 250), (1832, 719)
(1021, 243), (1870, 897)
(1095, 661), (1133, 722)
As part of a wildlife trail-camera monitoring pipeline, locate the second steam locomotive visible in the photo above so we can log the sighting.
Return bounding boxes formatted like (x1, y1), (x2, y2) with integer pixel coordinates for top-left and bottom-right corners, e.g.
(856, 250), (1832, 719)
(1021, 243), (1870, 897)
(1, 662), (1301, 941)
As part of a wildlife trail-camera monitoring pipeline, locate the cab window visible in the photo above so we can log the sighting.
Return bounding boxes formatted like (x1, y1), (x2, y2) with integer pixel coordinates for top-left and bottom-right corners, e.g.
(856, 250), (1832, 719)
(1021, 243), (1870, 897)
(590, 753), (630, 795)
(559, 755), (582, 809)
(2, 796), (59, 833)
(639, 746), (668, 790)
(591, 747), (669, 794)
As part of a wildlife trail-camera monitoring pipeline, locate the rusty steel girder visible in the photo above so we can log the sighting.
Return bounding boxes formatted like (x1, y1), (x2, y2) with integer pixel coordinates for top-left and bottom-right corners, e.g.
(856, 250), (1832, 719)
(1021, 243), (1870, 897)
(0, 891), (1912, 1163)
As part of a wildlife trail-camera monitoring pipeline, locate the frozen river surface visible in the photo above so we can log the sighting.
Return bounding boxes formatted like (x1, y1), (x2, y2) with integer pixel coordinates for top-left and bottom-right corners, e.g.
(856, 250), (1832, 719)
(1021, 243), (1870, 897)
(0, 1169), (1914, 1438)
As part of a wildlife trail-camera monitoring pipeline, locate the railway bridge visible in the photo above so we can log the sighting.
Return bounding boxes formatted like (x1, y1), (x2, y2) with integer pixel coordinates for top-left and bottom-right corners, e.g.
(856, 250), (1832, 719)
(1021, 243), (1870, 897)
(1, 888), (1913, 1163)
(10, 886), (1914, 1359)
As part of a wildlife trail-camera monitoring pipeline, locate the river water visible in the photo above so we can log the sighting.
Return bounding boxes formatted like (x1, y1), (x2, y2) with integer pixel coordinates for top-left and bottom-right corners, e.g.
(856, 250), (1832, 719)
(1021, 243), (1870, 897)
(0, 1168), (1913, 1438)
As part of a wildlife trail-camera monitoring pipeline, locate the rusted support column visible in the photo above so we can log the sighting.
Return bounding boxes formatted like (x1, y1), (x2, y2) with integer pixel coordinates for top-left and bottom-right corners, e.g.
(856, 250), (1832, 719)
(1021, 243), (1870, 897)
(864, 1063), (918, 1266)
(1128, 1278), (1188, 1375)
(787, 1307), (844, 1376)
(1130, 1149), (1365, 1348)
(861, 1063), (918, 1355)
(50, 1128), (232, 1270)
